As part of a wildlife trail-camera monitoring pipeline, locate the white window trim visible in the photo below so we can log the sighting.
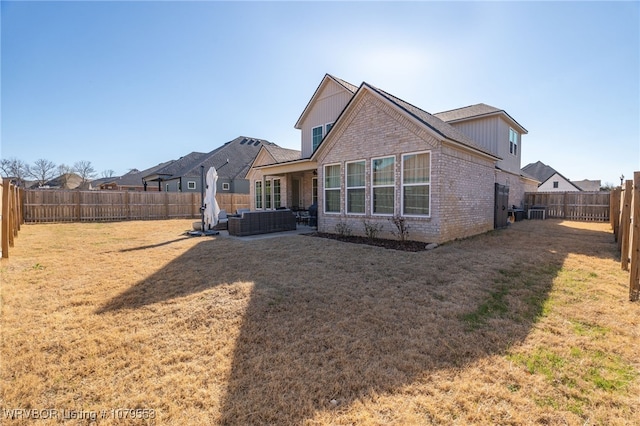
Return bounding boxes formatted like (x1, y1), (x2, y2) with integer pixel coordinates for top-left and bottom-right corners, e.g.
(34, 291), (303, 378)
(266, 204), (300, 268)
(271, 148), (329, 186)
(371, 155), (396, 216)
(401, 150), (431, 218)
(187, 181), (196, 190)
(222, 182), (230, 191)
(165, 183), (170, 192)
(324, 163), (341, 214)
(345, 159), (366, 215)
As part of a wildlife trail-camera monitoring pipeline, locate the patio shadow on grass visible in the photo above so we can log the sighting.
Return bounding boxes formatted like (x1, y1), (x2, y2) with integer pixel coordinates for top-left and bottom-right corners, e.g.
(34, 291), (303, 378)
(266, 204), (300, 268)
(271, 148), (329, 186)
(96, 220), (617, 424)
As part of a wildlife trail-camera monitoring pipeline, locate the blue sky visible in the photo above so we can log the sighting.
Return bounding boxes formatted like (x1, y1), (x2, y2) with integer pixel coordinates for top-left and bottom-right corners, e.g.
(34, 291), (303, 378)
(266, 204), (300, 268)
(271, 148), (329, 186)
(2, 1), (638, 186)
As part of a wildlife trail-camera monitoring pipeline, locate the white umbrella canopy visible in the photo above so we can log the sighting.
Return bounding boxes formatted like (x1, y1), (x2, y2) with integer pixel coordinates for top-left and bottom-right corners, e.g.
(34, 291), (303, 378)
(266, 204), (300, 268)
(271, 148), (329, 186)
(203, 166), (221, 230)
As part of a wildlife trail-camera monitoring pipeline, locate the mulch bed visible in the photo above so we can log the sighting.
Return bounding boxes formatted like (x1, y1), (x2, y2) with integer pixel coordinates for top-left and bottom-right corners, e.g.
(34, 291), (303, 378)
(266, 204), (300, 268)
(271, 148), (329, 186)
(304, 232), (429, 252)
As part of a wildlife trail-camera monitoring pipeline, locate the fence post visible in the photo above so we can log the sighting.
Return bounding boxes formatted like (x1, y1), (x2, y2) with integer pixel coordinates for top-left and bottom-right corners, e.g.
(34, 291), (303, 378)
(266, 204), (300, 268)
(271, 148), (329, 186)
(164, 191), (169, 219)
(630, 172), (640, 301)
(611, 188), (621, 240)
(1, 179), (8, 258)
(621, 180), (633, 270)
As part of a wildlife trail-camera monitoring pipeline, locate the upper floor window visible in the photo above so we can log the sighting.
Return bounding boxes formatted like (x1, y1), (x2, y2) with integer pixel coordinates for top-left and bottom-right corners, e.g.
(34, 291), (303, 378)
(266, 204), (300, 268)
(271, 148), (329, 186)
(372, 156), (395, 215)
(187, 181), (196, 190)
(553, 181), (559, 189)
(325, 122), (334, 134)
(312, 126), (323, 152)
(509, 128), (518, 156)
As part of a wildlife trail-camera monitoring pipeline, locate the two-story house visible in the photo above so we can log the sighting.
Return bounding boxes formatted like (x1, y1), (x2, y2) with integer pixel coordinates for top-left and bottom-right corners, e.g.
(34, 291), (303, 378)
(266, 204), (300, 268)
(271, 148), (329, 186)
(248, 74), (537, 243)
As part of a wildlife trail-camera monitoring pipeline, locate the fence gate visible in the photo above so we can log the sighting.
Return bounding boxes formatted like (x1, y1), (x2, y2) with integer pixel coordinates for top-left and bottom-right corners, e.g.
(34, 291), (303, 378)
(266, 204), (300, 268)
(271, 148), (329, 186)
(494, 183), (509, 229)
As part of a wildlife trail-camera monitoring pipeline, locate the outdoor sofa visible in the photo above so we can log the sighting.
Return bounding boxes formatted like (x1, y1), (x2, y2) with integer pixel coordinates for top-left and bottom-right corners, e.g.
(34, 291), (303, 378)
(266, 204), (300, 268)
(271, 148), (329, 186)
(228, 209), (297, 237)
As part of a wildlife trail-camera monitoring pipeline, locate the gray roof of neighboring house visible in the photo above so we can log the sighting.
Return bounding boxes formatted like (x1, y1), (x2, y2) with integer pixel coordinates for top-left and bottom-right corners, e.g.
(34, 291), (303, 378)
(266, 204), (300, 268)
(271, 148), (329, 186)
(434, 103), (528, 133)
(522, 161), (582, 189)
(365, 84), (499, 159)
(181, 137), (276, 180)
(521, 161), (558, 183)
(144, 136), (280, 182)
(99, 161), (174, 187)
(572, 179), (602, 191)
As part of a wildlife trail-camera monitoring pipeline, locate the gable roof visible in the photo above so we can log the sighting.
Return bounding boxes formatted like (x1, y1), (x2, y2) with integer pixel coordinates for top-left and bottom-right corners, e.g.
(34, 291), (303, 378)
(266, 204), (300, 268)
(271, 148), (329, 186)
(571, 179), (601, 191)
(522, 161), (557, 183)
(367, 84), (498, 158)
(434, 103), (528, 134)
(262, 144), (301, 163)
(294, 74), (358, 129)
(522, 161), (582, 190)
(98, 161), (173, 187)
(142, 137), (282, 182)
(311, 82), (500, 161)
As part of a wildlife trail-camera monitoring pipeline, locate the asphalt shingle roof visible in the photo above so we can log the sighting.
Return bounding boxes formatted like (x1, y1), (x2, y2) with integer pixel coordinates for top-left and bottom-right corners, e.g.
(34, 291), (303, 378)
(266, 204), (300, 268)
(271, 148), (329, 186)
(263, 144), (301, 163)
(521, 161), (557, 183)
(433, 103), (502, 122)
(365, 84), (498, 158)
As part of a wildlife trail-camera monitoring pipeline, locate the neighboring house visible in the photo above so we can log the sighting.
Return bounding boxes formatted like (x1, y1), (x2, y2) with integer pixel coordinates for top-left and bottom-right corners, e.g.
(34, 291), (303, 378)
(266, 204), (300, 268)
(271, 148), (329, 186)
(248, 74), (538, 243)
(522, 161), (582, 192)
(95, 162), (173, 191)
(571, 179), (602, 192)
(31, 173), (84, 190)
(142, 136), (279, 194)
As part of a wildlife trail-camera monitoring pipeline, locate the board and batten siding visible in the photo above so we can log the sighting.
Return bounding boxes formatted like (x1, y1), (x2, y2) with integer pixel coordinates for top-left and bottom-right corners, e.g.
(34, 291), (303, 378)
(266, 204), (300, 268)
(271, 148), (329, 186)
(300, 81), (353, 158)
(447, 116), (521, 175)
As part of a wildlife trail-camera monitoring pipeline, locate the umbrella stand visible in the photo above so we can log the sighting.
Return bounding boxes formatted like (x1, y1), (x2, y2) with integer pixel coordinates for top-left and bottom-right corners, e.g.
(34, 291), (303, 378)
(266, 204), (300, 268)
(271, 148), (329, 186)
(188, 165), (219, 237)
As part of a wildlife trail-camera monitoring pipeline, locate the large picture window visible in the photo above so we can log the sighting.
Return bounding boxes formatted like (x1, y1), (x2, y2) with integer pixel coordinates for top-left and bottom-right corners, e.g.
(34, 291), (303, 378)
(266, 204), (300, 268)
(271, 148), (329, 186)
(346, 160), (365, 214)
(312, 126), (323, 152)
(372, 156), (395, 215)
(255, 181), (262, 209)
(324, 164), (341, 213)
(402, 152), (430, 216)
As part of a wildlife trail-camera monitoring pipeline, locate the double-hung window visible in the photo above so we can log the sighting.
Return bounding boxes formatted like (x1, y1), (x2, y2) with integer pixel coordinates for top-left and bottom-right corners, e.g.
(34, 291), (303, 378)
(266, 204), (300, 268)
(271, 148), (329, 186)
(346, 160), (365, 214)
(273, 179), (281, 208)
(372, 156), (395, 215)
(312, 177), (318, 205)
(324, 164), (341, 213)
(255, 181), (263, 209)
(402, 152), (430, 216)
(265, 180), (272, 209)
(312, 126), (323, 152)
(509, 128), (518, 156)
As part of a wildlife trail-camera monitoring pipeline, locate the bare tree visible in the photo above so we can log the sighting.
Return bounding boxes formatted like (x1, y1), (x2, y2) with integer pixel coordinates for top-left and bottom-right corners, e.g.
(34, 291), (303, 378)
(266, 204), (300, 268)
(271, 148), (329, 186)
(29, 158), (57, 187)
(101, 169), (116, 178)
(57, 163), (73, 188)
(73, 160), (97, 188)
(0, 157), (30, 186)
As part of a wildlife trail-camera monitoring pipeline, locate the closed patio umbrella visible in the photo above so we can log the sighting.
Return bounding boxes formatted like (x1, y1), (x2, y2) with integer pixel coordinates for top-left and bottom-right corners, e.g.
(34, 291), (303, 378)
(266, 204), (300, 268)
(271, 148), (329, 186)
(204, 166), (221, 230)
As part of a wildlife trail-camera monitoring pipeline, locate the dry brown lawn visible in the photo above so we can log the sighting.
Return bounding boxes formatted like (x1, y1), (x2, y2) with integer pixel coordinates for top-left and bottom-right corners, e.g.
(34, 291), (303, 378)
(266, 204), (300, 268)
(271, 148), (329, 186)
(1, 219), (638, 425)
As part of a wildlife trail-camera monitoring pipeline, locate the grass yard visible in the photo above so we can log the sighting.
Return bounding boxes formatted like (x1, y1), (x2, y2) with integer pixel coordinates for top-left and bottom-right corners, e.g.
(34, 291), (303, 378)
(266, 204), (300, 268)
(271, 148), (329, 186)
(1, 219), (638, 425)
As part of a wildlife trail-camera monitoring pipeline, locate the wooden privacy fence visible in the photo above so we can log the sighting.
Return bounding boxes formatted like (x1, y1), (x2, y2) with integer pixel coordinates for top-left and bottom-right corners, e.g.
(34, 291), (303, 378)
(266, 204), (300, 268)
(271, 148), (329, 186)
(612, 172), (640, 302)
(23, 190), (250, 223)
(1, 179), (25, 258)
(524, 191), (610, 222)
